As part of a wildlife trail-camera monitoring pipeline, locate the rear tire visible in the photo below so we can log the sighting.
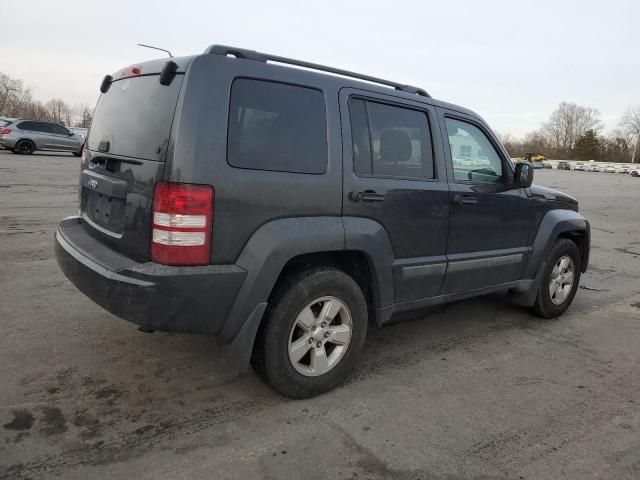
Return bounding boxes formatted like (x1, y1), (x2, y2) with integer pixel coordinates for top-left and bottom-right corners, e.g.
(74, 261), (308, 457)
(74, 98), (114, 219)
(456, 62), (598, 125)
(251, 267), (368, 399)
(532, 238), (581, 319)
(15, 140), (35, 155)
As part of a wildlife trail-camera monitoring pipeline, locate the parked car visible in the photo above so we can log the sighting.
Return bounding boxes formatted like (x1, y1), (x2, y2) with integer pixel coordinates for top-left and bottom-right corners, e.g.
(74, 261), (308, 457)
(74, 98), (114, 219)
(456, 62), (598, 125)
(630, 167), (640, 177)
(533, 162), (544, 169)
(603, 164), (617, 173)
(54, 45), (591, 398)
(543, 162), (553, 169)
(618, 165), (631, 174)
(558, 161), (571, 170)
(0, 120), (84, 155)
(587, 164), (600, 172)
(574, 162), (587, 171)
(69, 127), (89, 141)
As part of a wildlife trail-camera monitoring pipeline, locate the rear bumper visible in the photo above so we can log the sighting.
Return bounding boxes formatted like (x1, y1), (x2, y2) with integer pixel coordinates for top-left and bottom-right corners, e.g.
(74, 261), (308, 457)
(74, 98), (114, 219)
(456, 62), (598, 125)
(0, 137), (16, 149)
(54, 216), (247, 335)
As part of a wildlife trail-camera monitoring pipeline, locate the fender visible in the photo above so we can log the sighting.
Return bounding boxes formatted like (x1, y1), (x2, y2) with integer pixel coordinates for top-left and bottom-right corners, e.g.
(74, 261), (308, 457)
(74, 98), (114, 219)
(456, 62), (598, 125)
(220, 216), (345, 345)
(220, 216), (397, 369)
(342, 216), (396, 325)
(522, 209), (590, 279)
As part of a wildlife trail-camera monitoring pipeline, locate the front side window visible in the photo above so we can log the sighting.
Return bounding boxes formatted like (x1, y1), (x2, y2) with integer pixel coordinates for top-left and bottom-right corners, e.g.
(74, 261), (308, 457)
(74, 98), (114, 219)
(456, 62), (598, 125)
(51, 124), (69, 135)
(445, 118), (504, 183)
(349, 98), (434, 179)
(227, 79), (327, 174)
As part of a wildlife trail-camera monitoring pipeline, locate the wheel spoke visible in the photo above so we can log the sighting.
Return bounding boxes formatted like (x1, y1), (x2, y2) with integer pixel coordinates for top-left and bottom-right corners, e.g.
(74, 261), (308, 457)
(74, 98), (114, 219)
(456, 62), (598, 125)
(296, 306), (316, 330)
(319, 298), (342, 324)
(563, 271), (574, 286)
(311, 346), (330, 375)
(559, 258), (568, 273)
(289, 335), (312, 363)
(551, 264), (561, 278)
(328, 324), (351, 345)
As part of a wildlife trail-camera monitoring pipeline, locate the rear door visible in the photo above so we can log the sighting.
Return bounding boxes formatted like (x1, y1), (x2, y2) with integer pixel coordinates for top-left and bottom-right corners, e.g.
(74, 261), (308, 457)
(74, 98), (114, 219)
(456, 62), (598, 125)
(438, 109), (531, 294)
(19, 122), (53, 149)
(81, 68), (185, 261)
(340, 89), (449, 303)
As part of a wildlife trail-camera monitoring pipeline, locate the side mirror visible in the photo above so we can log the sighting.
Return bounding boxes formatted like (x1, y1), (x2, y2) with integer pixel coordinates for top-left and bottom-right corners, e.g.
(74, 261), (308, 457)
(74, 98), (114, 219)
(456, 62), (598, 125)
(514, 161), (533, 188)
(68, 132), (74, 136)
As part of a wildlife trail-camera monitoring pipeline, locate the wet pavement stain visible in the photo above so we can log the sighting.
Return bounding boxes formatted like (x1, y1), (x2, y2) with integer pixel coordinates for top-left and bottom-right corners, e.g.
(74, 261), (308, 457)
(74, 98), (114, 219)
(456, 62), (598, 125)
(39, 406), (67, 436)
(3, 409), (35, 431)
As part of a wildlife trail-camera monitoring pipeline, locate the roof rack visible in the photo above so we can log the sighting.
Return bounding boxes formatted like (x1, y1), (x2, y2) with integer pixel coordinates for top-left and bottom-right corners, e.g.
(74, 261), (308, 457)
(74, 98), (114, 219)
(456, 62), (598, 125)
(204, 44), (430, 98)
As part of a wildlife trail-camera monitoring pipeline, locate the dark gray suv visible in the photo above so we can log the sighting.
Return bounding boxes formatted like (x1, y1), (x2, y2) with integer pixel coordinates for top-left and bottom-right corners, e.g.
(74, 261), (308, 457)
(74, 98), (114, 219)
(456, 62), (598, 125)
(54, 45), (590, 398)
(0, 120), (84, 155)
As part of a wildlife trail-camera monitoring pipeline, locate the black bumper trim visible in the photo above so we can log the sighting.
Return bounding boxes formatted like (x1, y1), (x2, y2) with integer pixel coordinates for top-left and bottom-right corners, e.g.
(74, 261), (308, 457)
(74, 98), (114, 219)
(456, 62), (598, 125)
(55, 217), (247, 335)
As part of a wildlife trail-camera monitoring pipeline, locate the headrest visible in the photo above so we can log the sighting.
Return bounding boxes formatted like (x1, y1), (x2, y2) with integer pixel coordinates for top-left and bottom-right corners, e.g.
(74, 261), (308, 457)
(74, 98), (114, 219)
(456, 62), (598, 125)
(380, 130), (412, 163)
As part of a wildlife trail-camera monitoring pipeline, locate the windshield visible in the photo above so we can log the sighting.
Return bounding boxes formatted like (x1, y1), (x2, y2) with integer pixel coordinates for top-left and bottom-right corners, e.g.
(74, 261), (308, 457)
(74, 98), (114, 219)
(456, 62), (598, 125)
(87, 75), (183, 161)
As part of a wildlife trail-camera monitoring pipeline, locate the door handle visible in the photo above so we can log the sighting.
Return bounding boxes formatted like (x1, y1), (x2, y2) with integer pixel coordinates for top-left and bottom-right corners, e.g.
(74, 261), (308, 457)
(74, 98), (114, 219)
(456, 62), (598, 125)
(453, 194), (478, 206)
(349, 190), (386, 203)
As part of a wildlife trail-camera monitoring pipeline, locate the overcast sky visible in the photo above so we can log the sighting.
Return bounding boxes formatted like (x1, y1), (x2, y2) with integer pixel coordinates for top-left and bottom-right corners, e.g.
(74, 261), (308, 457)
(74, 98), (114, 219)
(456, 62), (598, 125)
(4, 0), (638, 136)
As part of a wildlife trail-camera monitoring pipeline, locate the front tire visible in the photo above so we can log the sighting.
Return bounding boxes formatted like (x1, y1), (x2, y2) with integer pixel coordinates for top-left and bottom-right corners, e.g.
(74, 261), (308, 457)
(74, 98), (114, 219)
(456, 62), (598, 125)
(251, 267), (368, 399)
(532, 238), (581, 318)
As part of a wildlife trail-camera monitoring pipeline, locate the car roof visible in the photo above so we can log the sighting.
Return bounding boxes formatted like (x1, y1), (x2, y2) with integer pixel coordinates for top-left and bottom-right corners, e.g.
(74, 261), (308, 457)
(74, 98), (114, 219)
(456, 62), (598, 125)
(118, 47), (484, 123)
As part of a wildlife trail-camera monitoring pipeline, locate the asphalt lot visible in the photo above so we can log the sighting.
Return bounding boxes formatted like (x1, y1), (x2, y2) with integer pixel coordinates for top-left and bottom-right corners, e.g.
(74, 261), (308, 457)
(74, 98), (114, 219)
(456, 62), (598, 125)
(1, 150), (639, 480)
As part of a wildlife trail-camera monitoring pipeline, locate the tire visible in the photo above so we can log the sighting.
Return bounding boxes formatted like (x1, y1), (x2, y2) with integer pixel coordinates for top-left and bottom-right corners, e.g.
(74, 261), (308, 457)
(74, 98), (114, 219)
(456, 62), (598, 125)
(532, 238), (582, 319)
(251, 267), (368, 399)
(632, 171), (639, 177)
(15, 140), (36, 155)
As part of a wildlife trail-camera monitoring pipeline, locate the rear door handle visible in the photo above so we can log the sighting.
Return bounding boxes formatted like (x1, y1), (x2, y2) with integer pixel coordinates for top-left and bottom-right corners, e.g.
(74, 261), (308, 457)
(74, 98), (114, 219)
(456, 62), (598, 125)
(349, 190), (386, 203)
(453, 194), (478, 206)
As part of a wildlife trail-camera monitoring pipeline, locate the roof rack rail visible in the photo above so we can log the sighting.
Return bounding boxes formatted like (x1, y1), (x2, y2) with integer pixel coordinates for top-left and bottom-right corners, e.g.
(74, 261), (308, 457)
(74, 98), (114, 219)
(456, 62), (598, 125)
(204, 44), (430, 98)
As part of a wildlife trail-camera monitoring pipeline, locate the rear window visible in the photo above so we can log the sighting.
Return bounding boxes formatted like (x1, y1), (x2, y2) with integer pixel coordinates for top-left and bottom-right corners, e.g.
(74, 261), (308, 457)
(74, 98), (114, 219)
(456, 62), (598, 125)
(87, 75), (183, 161)
(227, 79), (327, 174)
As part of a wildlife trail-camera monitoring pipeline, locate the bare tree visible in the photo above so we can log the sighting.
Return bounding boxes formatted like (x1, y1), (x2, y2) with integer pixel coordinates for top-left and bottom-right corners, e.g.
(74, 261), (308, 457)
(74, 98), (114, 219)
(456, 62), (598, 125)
(541, 102), (603, 158)
(74, 103), (93, 128)
(45, 99), (71, 125)
(620, 105), (640, 163)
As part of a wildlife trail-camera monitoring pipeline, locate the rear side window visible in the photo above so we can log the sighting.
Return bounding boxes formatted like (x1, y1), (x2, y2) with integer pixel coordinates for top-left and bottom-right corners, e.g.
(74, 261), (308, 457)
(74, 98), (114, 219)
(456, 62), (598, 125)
(227, 79), (327, 174)
(349, 98), (434, 179)
(18, 121), (36, 131)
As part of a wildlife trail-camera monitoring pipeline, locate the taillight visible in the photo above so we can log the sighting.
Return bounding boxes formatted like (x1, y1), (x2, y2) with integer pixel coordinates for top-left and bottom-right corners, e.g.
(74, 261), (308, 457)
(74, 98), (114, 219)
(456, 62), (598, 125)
(151, 181), (214, 266)
(0, 128), (11, 135)
(80, 146), (88, 169)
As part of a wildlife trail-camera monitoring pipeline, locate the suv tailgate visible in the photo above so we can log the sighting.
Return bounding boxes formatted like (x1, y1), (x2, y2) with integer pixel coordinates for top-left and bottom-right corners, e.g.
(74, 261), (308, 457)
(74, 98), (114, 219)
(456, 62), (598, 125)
(81, 64), (186, 261)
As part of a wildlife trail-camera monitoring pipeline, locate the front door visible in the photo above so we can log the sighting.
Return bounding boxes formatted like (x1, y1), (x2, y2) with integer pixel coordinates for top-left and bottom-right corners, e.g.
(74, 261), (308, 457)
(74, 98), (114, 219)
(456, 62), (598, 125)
(50, 124), (77, 151)
(341, 89), (450, 304)
(438, 109), (531, 294)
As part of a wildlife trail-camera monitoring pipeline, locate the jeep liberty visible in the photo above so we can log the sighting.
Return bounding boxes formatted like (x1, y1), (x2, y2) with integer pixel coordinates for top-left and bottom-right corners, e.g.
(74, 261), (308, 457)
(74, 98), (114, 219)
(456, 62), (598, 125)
(55, 45), (590, 398)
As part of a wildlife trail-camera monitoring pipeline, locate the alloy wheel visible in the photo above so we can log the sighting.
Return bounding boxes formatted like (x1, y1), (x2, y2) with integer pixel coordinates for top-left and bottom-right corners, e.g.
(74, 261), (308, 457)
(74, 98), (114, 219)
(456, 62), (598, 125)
(549, 255), (575, 305)
(288, 296), (353, 377)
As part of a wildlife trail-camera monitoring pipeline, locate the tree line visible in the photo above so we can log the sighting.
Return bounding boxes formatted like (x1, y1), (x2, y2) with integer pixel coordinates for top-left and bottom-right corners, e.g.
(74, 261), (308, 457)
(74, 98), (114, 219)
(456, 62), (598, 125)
(2, 70), (639, 162)
(0, 71), (93, 128)
(499, 102), (640, 163)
